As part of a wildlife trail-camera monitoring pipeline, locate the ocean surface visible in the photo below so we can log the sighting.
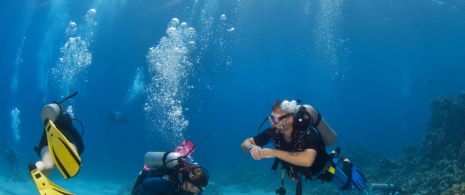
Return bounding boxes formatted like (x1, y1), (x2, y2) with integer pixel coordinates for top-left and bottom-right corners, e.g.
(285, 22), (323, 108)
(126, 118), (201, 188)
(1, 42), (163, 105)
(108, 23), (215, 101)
(1, 0), (464, 194)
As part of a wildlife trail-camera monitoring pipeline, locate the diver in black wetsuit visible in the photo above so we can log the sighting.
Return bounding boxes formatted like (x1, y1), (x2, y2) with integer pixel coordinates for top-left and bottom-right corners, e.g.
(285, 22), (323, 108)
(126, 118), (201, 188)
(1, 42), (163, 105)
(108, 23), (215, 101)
(241, 100), (367, 194)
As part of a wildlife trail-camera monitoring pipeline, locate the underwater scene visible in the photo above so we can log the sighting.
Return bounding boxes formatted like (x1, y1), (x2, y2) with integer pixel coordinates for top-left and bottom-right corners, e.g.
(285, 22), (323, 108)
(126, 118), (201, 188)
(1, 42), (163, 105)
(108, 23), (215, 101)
(1, 0), (465, 194)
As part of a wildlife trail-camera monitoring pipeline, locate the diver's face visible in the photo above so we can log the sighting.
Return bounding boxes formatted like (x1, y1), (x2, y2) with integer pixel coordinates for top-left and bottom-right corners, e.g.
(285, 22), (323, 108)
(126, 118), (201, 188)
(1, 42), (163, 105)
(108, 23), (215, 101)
(269, 109), (292, 131)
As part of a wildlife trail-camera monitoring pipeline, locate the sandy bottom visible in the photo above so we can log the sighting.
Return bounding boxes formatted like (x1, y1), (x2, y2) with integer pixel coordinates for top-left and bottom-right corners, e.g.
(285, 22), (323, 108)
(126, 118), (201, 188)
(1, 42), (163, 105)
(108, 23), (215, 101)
(0, 174), (121, 195)
(0, 174), (270, 195)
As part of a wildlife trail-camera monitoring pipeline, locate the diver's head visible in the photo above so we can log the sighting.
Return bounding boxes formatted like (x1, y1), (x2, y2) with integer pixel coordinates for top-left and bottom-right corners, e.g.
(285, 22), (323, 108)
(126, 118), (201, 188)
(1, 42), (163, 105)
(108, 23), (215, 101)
(185, 167), (209, 193)
(268, 100), (300, 132)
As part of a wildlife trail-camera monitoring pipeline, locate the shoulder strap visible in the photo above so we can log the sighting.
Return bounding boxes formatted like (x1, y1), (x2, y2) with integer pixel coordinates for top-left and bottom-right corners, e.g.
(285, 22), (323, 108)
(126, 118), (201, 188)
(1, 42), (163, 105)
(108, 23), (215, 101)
(162, 152), (171, 167)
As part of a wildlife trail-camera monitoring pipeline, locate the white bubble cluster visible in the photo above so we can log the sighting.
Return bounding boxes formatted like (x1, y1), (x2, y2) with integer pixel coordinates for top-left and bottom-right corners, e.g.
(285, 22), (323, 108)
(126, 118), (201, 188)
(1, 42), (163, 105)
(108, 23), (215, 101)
(66, 106), (74, 118)
(85, 9), (98, 26)
(126, 67), (145, 103)
(53, 35), (92, 95)
(169, 18), (180, 27)
(11, 37), (25, 96)
(85, 9), (98, 39)
(52, 9), (97, 96)
(280, 100), (300, 114)
(220, 14), (227, 21)
(312, 0), (349, 83)
(66, 21), (77, 37)
(145, 18), (197, 144)
(10, 108), (20, 143)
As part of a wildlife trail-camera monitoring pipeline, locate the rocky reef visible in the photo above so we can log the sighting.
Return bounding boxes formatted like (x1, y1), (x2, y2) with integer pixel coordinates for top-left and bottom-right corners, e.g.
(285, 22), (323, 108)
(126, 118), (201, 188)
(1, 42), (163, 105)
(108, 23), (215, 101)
(363, 92), (465, 194)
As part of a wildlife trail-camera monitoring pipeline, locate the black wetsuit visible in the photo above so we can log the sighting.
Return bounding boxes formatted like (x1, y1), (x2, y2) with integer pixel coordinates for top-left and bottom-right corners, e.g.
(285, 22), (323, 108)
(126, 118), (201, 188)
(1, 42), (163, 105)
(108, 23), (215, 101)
(132, 167), (197, 195)
(34, 112), (84, 157)
(253, 126), (328, 179)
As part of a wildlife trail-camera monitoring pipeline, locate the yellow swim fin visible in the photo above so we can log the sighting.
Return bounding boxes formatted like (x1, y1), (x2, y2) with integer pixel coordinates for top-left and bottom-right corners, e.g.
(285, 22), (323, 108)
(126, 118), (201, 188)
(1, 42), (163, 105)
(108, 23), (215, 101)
(29, 163), (74, 195)
(45, 119), (82, 179)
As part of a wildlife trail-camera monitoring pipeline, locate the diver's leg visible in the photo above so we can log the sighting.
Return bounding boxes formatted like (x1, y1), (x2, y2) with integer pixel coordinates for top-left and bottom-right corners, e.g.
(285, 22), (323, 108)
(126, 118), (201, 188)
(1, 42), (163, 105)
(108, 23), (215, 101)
(37, 143), (77, 175)
(35, 146), (54, 176)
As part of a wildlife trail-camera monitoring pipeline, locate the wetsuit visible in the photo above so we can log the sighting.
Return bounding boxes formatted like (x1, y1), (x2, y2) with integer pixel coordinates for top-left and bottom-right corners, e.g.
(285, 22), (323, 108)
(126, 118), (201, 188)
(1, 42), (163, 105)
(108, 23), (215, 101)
(253, 111), (367, 192)
(139, 177), (181, 195)
(132, 168), (200, 195)
(253, 126), (329, 180)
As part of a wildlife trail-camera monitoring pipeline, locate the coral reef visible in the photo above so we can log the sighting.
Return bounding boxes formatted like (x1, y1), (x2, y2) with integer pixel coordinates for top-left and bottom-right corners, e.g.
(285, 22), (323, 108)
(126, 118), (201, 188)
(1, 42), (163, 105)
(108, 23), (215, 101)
(422, 92), (465, 163)
(441, 182), (465, 195)
(363, 92), (465, 194)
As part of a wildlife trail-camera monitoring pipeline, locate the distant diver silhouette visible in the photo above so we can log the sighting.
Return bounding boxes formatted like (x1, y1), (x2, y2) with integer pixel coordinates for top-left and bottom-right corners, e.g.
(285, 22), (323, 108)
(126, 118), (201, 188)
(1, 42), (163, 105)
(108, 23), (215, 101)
(108, 111), (128, 124)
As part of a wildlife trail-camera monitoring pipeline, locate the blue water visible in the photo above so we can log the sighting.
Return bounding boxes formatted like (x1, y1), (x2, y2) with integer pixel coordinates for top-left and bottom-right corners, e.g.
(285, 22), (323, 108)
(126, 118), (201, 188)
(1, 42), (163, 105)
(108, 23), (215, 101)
(1, 0), (464, 189)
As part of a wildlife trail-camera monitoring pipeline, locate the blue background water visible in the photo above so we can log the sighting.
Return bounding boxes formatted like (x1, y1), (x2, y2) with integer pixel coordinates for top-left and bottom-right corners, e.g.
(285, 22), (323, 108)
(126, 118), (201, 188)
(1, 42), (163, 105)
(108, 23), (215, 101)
(1, 0), (464, 185)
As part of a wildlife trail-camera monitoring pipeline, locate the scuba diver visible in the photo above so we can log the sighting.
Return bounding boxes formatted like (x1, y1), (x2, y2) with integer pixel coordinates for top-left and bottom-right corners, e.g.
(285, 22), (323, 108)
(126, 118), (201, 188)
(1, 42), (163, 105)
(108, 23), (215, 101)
(29, 91), (85, 195)
(132, 140), (209, 195)
(2, 146), (19, 176)
(2, 140), (20, 174)
(108, 111), (128, 124)
(241, 100), (367, 194)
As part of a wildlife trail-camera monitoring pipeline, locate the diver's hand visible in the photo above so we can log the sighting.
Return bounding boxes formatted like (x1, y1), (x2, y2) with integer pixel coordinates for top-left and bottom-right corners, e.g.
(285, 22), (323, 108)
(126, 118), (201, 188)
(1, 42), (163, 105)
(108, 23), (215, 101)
(249, 145), (263, 160)
(259, 148), (275, 158)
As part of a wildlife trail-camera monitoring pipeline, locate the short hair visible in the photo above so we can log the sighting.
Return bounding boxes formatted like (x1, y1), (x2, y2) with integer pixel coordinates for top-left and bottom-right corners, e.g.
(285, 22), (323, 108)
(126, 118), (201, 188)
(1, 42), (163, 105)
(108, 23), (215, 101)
(272, 100), (284, 111)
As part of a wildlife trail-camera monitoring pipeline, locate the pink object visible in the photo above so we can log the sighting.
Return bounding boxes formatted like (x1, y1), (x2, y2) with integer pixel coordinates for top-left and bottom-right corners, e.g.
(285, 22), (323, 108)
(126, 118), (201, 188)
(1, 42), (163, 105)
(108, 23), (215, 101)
(143, 165), (150, 171)
(175, 139), (196, 157)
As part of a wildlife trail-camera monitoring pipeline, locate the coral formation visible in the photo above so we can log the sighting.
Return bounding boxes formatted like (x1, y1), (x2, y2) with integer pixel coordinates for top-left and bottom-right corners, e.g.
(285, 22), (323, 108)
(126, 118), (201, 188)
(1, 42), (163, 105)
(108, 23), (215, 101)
(364, 92), (465, 194)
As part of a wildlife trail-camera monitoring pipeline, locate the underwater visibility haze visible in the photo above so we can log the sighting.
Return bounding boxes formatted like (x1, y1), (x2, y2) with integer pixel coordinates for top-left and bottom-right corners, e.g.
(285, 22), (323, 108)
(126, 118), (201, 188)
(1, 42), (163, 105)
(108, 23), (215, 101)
(1, 0), (465, 194)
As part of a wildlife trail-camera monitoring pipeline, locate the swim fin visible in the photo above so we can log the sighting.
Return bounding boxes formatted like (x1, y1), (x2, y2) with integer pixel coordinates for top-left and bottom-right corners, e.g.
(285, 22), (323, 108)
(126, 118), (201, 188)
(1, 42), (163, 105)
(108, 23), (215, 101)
(45, 119), (82, 179)
(29, 163), (74, 195)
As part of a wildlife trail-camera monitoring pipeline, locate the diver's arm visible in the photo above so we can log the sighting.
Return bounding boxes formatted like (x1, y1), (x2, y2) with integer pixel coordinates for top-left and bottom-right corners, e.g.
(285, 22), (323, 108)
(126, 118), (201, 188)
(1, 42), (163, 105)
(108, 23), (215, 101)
(260, 148), (316, 167)
(241, 138), (257, 152)
(303, 105), (338, 146)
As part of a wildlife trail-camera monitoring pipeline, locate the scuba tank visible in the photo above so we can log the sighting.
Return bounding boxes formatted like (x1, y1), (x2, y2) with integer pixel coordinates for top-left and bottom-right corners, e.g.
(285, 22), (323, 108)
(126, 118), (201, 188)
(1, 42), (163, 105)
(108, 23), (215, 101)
(41, 91), (84, 141)
(41, 91), (79, 123)
(144, 152), (182, 169)
(41, 103), (61, 123)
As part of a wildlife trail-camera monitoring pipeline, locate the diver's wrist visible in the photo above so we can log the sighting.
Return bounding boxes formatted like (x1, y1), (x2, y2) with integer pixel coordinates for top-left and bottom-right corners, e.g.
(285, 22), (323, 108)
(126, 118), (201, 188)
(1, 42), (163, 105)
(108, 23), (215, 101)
(247, 144), (255, 151)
